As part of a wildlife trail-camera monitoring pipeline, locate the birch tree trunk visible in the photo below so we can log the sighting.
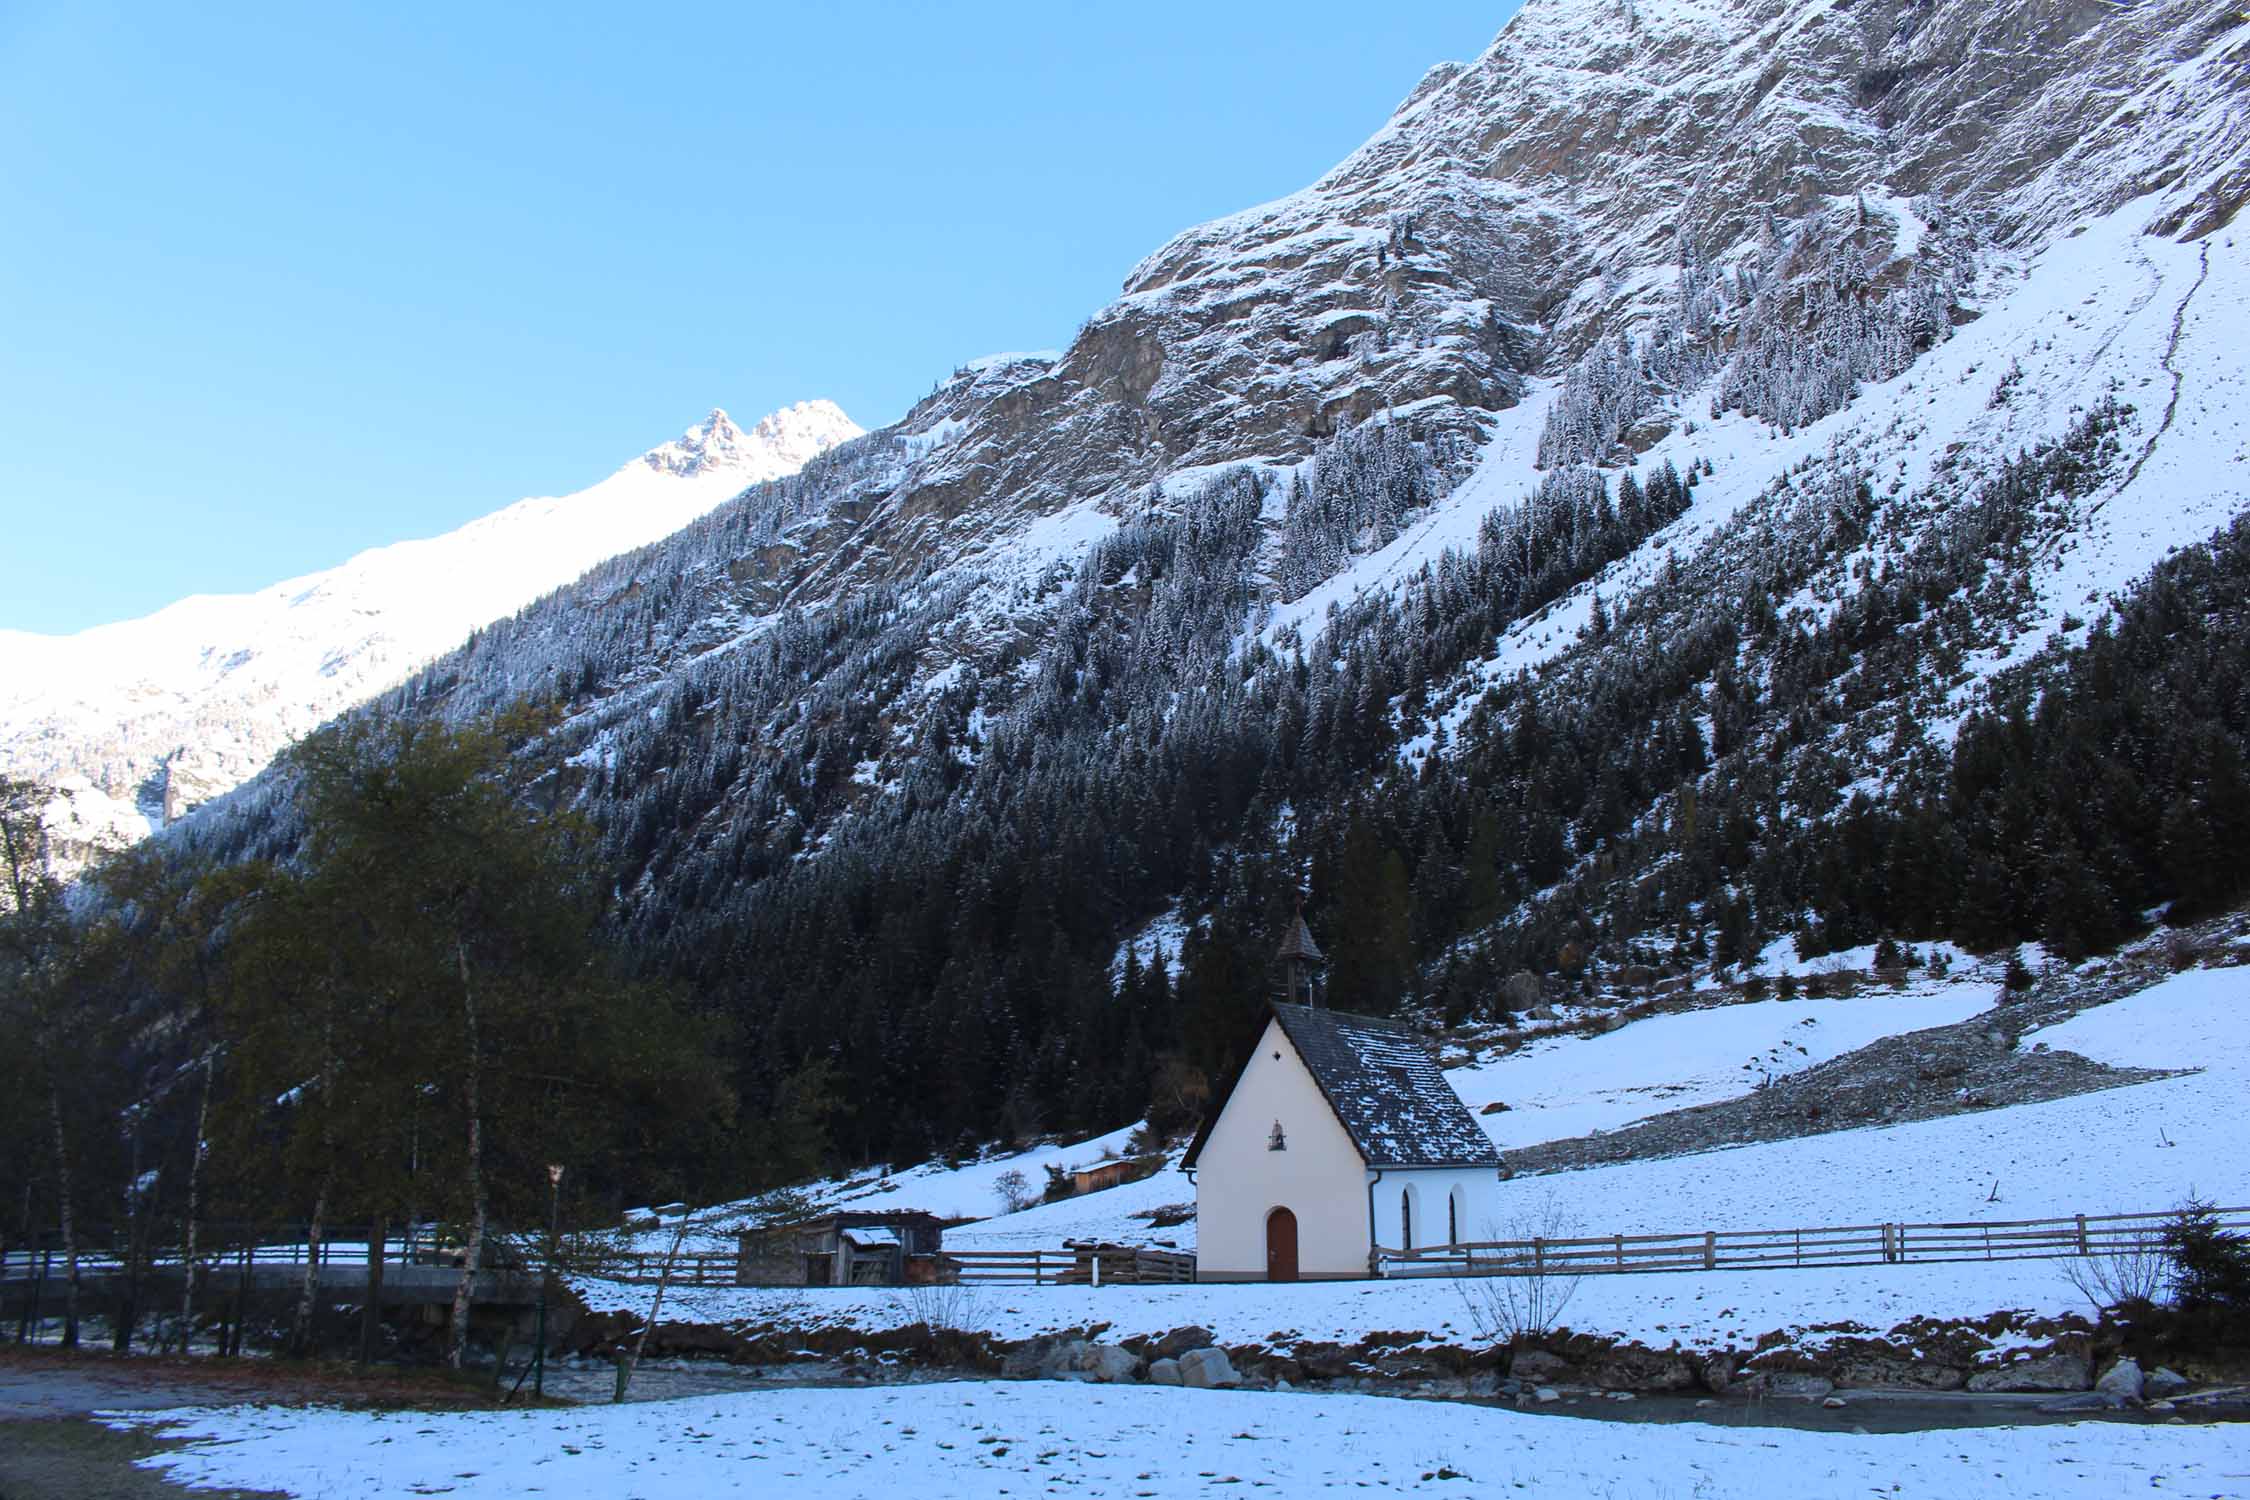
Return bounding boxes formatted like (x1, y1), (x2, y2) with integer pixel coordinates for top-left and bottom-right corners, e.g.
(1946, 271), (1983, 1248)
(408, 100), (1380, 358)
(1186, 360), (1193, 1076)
(49, 1084), (77, 1348)
(289, 1175), (329, 1358)
(614, 1216), (692, 1403)
(177, 1058), (212, 1354)
(446, 942), (485, 1370)
(291, 1009), (340, 1360)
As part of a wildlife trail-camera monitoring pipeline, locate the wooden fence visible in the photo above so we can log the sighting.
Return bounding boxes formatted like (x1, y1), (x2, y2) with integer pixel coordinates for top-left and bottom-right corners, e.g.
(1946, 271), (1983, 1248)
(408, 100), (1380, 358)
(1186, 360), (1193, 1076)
(4, 1229), (1194, 1294)
(939, 1246), (1195, 1286)
(603, 1245), (1195, 1288)
(27, 1207), (2235, 1295)
(1378, 1205), (2250, 1279)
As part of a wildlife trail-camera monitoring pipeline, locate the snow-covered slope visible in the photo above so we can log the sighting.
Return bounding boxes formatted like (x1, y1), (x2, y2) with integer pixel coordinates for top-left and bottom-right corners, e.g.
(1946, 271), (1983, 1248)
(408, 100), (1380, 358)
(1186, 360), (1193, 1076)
(1447, 984), (1996, 1152)
(0, 401), (859, 861)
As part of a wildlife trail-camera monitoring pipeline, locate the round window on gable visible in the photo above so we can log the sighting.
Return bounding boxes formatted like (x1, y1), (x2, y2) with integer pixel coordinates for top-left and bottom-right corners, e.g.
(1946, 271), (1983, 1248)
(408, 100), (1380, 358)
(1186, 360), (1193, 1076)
(1268, 1120), (1287, 1152)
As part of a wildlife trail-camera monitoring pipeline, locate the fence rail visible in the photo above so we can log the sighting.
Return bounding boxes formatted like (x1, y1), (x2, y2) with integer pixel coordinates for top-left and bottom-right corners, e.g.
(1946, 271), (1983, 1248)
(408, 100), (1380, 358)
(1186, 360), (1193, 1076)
(1379, 1205), (2250, 1279)
(18, 1205), (2236, 1295)
(938, 1247), (1195, 1286)
(3, 1227), (1195, 1293)
(0, 1224), (481, 1281)
(602, 1246), (1196, 1288)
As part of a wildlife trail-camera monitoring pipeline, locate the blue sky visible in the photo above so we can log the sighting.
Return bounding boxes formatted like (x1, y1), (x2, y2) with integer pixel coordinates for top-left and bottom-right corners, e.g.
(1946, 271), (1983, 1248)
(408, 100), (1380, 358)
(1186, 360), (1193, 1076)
(0, 3), (1520, 634)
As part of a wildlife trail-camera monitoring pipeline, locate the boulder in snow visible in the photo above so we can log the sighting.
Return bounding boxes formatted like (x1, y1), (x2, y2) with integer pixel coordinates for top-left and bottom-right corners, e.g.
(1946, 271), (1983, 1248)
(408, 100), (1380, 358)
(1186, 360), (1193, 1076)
(1966, 1353), (2090, 1393)
(1080, 1343), (1142, 1384)
(1178, 1347), (1241, 1389)
(1509, 1348), (1576, 1384)
(2095, 1357), (2143, 1401)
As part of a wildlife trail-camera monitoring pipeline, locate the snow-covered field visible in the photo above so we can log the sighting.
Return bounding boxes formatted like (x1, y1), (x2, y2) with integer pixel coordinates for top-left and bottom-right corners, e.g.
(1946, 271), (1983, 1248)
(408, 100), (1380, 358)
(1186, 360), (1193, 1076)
(114, 1381), (2246, 1499)
(1448, 977), (1995, 1151)
(1517, 964), (2248, 1242)
(809, 1123), (1146, 1224)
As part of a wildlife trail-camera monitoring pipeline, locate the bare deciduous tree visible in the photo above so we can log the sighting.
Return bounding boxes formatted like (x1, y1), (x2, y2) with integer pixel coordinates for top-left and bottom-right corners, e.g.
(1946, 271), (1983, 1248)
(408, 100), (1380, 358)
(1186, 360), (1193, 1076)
(992, 1169), (1034, 1215)
(2058, 1232), (2169, 1316)
(1456, 1197), (1585, 1346)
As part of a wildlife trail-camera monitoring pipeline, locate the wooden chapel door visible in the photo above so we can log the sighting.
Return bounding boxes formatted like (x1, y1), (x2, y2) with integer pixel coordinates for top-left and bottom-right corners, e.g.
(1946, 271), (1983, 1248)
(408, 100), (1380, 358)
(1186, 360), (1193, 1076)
(1266, 1206), (1299, 1282)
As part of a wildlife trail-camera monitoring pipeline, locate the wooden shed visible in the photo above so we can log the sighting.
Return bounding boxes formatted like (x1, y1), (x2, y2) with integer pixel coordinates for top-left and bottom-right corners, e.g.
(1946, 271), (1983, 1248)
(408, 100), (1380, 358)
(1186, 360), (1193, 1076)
(735, 1211), (947, 1287)
(1067, 1156), (1161, 1196)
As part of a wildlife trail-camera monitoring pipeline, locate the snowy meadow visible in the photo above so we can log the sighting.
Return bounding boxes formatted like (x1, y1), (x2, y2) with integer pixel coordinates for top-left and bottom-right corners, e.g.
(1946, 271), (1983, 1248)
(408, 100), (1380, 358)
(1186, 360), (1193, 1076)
(113, 1381), (2250, 1499)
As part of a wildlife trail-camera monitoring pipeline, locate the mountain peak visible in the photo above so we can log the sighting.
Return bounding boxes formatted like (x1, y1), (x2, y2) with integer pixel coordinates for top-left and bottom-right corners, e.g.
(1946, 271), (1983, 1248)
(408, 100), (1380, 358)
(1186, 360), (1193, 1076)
(641, 399), (862, 482)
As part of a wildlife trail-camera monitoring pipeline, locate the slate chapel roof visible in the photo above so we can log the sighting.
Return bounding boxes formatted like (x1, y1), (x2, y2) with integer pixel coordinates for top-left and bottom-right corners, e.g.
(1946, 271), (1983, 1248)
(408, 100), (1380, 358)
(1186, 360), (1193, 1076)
(1183, 1002), (1500, 1171)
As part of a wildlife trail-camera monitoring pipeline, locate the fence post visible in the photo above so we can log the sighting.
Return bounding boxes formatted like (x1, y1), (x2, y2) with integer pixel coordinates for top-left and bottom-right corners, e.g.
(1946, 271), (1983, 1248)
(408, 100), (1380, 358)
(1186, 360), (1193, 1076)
(2074, 1215), (2089, 1256)
(1091, 1251), (1101, 1289)
(1533, 1238), (1545, 1277)
(1614, 1234), (1624, 1272)
(1703, 1231), (1716, 1271)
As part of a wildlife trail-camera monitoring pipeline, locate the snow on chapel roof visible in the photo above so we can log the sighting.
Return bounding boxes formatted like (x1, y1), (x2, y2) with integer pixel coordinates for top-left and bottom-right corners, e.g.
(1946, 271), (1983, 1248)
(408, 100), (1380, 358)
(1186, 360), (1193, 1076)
(1184, 1002), (1499, 1171)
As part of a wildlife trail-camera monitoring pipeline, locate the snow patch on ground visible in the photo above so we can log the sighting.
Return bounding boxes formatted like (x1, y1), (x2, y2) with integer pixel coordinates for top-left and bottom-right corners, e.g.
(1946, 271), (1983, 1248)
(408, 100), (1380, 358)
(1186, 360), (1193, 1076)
(118, 1381), (2241, 1500)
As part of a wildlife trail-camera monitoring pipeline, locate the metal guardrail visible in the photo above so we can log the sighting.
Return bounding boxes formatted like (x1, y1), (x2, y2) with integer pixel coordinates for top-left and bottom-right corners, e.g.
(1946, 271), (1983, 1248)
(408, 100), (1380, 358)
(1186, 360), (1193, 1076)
(1378, 1206), (2250, 1279)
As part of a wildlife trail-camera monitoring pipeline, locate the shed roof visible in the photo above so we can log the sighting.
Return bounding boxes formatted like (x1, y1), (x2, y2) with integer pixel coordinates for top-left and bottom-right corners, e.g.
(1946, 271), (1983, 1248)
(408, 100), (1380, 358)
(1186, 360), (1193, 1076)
(1182, 1003), (1499, 1171)
(743, 1209), (946, 1237)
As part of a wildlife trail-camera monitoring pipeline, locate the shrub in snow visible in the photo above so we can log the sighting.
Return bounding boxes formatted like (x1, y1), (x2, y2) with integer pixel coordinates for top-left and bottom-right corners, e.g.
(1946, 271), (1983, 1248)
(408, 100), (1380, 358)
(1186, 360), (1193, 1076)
(1456, 1198), (1584, 1346)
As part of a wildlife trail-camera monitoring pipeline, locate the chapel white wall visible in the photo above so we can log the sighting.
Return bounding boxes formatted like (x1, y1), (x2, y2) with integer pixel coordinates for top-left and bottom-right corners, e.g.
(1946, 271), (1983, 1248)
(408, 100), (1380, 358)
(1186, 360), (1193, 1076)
(1371, 1165), (1503, 1257)
(1193, 1018), (1372, 1280)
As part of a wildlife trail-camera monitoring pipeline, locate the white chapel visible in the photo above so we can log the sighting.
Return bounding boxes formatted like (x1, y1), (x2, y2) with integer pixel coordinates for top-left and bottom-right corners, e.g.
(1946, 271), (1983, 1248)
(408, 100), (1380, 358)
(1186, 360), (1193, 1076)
(1181, 913), (1503, 1281)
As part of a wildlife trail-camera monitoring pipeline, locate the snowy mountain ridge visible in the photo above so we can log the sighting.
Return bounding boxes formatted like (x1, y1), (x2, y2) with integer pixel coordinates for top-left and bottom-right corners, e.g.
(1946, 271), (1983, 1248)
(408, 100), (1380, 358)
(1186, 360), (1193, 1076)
(1, 400), (859, 866)
(150, 0), (2250, 1168)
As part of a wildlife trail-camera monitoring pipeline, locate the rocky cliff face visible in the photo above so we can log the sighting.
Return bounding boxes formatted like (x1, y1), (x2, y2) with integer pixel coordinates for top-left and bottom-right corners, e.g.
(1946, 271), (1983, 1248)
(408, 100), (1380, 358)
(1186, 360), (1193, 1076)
(128, 0), (2250, 1162)
(182, 0), (2243, 829)
(566, 0), (2244, 623)
(0, 401), (860, 870)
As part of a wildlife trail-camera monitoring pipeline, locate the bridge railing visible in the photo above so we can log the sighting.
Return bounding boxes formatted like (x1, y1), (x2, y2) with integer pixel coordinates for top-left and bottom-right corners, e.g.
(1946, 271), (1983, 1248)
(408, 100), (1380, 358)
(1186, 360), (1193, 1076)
(0, 1222), (522, 1281)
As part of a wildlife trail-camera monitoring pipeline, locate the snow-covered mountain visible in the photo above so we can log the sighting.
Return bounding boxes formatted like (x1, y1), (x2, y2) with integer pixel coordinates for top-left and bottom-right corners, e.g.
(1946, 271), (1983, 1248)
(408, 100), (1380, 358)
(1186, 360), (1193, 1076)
(1, 400), (859, 864)
(174, 0), (2250, 1166)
